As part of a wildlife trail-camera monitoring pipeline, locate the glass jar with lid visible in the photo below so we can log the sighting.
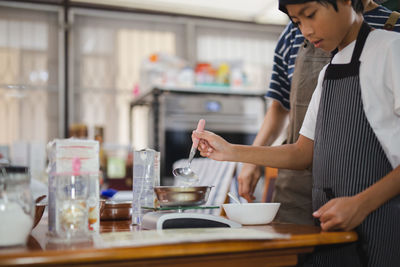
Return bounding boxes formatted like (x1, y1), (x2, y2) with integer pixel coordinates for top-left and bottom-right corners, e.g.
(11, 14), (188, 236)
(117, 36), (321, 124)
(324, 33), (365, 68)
(0, 166), (34, 247)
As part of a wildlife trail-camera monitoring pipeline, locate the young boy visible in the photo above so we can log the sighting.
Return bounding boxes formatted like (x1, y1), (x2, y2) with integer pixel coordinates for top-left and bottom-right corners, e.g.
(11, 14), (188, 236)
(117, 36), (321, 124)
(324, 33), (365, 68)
(193, 0), (400, 265)
(238, 0), (400, 226)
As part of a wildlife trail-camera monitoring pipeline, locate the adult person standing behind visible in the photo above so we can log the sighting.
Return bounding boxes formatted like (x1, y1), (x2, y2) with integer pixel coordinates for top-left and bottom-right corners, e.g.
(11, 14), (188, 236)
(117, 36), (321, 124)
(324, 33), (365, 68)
(237, 0), (400, 225)
(377, 0), (399, 11)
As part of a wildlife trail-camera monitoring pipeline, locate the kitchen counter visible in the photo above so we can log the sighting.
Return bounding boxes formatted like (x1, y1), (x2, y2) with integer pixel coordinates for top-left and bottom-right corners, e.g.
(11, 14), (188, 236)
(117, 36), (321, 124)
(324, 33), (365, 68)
(0, 219), (357, 267)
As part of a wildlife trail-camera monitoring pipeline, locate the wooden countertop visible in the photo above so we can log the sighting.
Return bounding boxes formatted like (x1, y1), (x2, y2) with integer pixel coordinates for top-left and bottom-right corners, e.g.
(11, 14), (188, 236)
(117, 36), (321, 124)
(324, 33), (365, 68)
(0, 220), (358, 267)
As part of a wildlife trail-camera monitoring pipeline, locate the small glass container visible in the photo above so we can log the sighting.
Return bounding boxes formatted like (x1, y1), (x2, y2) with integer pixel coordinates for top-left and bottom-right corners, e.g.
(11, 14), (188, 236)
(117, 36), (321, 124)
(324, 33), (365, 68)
(0, 166), (34, 247)
(132, 149), (160, 225)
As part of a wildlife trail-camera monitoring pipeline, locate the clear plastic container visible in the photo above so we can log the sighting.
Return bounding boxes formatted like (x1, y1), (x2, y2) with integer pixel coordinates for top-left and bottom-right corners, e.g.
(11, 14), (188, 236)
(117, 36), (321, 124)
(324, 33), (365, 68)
(132, 149), (160, 225)
(47, 139), (100, 234)
(0, 166), (34, 247)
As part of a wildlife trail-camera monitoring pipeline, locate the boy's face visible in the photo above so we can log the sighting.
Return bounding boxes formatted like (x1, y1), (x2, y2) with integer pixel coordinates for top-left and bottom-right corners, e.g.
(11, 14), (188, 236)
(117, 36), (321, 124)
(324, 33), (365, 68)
(286, 0), (357, 52)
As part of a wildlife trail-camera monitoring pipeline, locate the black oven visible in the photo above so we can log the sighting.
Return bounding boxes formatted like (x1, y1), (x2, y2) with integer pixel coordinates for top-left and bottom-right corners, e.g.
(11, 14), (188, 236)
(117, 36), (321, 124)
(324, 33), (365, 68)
(130, 87), (266, 185)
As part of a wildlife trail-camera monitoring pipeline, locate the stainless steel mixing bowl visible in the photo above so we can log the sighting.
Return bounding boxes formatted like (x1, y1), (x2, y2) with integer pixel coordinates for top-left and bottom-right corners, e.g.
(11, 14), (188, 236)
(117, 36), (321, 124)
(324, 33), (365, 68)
(154, 186), (213, 207)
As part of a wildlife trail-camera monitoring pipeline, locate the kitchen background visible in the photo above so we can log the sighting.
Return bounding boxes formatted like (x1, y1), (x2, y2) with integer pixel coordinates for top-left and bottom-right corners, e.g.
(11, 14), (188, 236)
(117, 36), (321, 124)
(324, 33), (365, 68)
(0, 0), (287, 190)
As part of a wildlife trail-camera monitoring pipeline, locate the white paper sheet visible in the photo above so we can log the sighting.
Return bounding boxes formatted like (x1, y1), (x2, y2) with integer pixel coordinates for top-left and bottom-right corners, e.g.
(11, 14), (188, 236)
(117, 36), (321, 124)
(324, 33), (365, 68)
(94, 227), (290, 248)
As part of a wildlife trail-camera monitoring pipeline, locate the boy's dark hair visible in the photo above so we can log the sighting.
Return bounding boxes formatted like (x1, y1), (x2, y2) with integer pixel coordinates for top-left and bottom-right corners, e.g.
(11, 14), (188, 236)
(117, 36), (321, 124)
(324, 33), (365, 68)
(279, 0), (364, 15)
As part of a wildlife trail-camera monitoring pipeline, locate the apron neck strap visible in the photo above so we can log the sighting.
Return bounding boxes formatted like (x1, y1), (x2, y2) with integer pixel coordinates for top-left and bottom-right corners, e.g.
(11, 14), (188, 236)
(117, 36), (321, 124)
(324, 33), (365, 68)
(350, 21), (372, 63)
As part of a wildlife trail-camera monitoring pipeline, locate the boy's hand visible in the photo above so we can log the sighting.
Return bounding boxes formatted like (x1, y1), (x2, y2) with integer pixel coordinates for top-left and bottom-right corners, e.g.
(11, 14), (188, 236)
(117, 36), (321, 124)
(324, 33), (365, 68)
(313, 196), (369, 231)
(192, 130), (233, 161)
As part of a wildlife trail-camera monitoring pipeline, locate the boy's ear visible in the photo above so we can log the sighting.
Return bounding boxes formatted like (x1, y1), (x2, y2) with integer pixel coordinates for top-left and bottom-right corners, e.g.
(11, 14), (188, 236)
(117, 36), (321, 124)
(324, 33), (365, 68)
(338, 0), (352, 5)
(338, 0), (353, 8)
(344, 0), (353, 6)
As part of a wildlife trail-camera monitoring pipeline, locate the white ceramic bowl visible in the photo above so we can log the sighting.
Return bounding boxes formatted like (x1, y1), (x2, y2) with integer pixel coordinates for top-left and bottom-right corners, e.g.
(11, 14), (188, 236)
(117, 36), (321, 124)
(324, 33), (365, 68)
(222, 203), (280, 225)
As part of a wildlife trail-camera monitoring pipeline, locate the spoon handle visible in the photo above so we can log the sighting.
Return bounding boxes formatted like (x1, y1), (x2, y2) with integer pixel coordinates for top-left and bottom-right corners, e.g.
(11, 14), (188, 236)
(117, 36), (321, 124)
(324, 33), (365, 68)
(189, 119), (206, 167)
(188, 146), (197, 167)
(192, 119), (205, 148)
(227, 192), (241, 204)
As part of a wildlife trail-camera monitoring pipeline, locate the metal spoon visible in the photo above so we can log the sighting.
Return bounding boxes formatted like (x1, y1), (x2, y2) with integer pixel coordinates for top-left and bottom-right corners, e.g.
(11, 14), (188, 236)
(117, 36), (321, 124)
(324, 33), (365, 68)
(227, 192), (241, 204)
(173, 119), (206, 185)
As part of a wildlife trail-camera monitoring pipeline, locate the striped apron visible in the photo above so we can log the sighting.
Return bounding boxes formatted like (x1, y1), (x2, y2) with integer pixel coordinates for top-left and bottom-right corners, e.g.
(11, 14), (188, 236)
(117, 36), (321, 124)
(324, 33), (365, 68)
(310, 21), (400, 267)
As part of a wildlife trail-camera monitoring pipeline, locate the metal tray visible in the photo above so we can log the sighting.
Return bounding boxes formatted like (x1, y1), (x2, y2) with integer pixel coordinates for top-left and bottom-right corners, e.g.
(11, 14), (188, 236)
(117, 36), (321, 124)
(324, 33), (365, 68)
(154, 186), (213, 207)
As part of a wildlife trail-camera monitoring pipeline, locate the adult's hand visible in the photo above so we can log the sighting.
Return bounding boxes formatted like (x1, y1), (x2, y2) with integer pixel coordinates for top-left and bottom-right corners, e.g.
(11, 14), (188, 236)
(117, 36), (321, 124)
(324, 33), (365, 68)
(312, 196), (369, 231)
(238, 163), (262, 202)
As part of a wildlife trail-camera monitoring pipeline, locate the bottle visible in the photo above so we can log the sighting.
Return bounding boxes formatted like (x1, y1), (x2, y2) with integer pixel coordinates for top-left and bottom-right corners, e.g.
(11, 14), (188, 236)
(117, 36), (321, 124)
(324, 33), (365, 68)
(132, 149), (160, 225)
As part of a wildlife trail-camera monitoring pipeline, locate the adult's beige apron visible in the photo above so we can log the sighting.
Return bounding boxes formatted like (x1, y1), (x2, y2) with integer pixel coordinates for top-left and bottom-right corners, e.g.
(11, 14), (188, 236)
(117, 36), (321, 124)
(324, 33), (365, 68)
(271, 40), (330, 225)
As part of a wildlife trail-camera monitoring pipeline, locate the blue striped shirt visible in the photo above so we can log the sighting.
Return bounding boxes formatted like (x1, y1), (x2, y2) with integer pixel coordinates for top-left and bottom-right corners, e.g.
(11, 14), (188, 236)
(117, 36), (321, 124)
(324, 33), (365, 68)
(266, 5), (400, 110)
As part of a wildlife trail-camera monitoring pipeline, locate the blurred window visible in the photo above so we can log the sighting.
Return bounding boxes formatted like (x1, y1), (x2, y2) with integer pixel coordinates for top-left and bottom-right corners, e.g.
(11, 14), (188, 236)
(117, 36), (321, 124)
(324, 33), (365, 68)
(71, 10), (185, 144)
(0, 3), (283, 149)
(0, 5), (60, 146)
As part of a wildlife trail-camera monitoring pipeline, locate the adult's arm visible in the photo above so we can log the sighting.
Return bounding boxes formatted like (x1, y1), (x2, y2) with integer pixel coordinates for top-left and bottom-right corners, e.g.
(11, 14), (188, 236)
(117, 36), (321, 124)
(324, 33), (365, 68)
(238, 21), (298, 201)
(238, 100), (288, 200)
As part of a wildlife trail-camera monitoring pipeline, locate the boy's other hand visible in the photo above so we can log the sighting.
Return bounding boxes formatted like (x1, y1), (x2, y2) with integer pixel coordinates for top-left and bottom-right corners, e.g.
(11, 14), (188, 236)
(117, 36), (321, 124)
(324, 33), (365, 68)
(192, 130), (233, 161)
(313, 196), (369, 231)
